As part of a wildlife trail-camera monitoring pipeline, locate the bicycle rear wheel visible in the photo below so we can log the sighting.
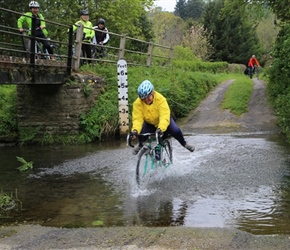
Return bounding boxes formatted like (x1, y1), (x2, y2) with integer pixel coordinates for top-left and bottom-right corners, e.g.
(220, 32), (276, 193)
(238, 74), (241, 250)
(136, 147), (153, 190)
(160, 139), (173, 168)
(51, 44), (61, 60)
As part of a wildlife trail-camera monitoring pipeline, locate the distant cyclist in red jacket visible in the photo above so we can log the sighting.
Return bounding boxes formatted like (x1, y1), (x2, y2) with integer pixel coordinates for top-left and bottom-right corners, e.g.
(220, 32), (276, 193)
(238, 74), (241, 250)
(248, 55), (260, 79)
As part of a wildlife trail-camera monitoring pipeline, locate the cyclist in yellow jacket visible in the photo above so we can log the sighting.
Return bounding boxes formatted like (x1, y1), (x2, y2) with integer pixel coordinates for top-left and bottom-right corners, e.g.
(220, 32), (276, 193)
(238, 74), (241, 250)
(73, 10), (94, 63)
(18, 1), (54, 59)
(131, 80), (195, 155)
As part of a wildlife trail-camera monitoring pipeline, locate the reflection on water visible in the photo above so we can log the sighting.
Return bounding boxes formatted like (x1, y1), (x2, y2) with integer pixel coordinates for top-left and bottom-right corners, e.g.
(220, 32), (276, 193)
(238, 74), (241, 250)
(1, 133), (290, 235)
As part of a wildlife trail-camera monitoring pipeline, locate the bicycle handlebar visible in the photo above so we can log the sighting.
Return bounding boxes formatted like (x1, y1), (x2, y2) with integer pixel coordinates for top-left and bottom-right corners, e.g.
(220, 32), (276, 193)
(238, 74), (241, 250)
(126, 132), (160, 148)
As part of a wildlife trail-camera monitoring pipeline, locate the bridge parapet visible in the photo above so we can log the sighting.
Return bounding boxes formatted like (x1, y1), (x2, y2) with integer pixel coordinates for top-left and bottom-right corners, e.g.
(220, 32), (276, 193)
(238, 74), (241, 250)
(0, 55), (68, 84)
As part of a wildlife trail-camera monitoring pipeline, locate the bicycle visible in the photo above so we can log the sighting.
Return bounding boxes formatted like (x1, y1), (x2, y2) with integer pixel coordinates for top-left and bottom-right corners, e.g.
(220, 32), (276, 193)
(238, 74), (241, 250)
(253, 65), (259, 80)
(21, 30), (60, 60)
(91, 45), (108, 63)
(127, 132), (173, 190)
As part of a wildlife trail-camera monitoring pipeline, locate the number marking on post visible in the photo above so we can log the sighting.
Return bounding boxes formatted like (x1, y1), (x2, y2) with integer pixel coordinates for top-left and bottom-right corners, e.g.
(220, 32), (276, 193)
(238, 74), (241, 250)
(117, 59), (129, 135)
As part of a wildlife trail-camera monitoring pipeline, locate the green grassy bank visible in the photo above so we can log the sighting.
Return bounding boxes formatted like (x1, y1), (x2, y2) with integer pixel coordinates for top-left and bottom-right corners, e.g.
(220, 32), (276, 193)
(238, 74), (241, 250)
(0, 62), (253, 145)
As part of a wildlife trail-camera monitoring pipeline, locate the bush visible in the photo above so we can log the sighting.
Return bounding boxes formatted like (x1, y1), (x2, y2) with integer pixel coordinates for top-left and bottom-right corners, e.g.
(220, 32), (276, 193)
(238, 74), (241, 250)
(0, 86), (17, 138)
(267, 23), (290, 141)
(93, 64), (218, 130)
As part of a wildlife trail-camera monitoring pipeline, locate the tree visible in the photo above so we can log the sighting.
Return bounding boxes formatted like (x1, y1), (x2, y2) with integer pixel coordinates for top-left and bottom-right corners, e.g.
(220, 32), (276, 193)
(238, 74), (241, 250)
(203, 0), (262, 64)
(262, 0), (290, 22)
(151, 11), (185, 47)
(182, 20), (213, 60)
(256, 12), (279, 55)
(2, 0), (155, 43)
(224, 0), (290, 22)
(174, 0), (187, 19)
(186, 0), (205, 20)
(175, 0), (205, 20)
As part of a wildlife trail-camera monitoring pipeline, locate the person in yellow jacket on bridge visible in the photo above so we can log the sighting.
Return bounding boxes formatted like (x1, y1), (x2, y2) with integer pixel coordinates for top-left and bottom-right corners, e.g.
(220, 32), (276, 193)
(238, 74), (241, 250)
(130, 80), (195, 155)
(73, 10), (94, 64)
(18, 1), (54, 59)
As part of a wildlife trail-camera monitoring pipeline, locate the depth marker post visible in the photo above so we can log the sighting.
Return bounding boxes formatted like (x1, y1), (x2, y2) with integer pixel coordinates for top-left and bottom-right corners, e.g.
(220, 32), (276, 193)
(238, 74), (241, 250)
(117, 59), (129, 135)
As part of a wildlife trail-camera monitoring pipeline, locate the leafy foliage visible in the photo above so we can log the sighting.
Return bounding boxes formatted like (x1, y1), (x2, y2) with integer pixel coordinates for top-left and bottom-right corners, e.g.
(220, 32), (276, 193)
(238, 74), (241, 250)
(151, 11), (185, 47)
(115, 62), (219, 121)
(79, 66), (119, 141)
(263, 0), (290, 22)
(182, 20), (213, 60)
(16, 156), (34, 171)
(0, 192), (16, 217)
(0, 86), (17, 138)
(256, 12), (280, 56)
(267, 23), (290, 141)
(0, 190), (22, 218)
(92, 220), (104, 226)
(172, 46), (228, 72)
(203, 0), (262, 64)
(18, 127), (41, 145)
(2, 0), (155, 48)
(174, 0), (205, 20)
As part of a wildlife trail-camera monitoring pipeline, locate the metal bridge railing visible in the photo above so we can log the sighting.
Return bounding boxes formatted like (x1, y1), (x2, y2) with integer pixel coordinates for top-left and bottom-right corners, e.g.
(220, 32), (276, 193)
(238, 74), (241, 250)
(0, 7), (173, 74)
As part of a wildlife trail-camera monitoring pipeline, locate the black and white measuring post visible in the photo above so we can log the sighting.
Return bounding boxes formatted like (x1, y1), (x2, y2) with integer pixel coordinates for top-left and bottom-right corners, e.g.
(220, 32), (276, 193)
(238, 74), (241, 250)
(117, 59), (129, 135)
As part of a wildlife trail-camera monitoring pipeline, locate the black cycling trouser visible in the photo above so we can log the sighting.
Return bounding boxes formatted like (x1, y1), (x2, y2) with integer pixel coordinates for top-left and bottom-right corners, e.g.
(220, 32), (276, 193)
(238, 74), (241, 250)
(36, 31), (53, 55)
(81, 44), (92, 64)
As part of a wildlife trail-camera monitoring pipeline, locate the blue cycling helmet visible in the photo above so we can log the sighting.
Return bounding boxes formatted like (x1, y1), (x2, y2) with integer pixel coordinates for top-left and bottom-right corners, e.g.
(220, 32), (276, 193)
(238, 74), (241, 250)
(138, 80), (154, 99)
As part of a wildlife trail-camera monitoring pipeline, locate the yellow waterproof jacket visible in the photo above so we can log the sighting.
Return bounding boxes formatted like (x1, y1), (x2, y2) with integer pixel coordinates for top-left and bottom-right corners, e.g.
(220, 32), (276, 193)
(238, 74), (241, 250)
(73, 20), (94, 41)
(132, 91), (170, 133)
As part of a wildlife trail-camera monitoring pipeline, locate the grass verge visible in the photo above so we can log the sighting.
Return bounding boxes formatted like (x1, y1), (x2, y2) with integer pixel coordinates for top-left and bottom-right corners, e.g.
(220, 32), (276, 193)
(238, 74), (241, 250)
(221, 75), (253, 116)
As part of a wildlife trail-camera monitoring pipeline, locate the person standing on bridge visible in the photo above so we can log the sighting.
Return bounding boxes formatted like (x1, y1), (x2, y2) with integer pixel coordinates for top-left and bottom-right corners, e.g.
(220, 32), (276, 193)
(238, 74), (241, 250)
(247, 55), (260, 79)
(130, 80), (195, 155)
(92, 18), (110, 58)
(17, 1), (54, 60)
(73, 10), (94, 64)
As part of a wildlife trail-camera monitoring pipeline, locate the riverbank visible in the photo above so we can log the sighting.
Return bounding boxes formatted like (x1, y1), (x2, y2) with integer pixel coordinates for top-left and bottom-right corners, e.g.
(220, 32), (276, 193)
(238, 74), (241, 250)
(1, 224), (290, 249)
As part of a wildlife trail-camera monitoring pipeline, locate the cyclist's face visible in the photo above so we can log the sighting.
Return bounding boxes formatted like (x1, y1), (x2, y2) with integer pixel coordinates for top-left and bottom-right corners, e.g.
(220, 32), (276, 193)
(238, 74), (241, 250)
(81, 15), (89, 21)
(31, 7), (39, 15)
(141, 93), (154, 105)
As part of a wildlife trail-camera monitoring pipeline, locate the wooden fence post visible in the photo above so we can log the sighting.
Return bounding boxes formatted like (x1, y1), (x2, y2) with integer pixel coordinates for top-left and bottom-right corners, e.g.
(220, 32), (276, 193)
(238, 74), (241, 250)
(72, 23), (83, 72)
(118, 34), (126, 60)
(146, 42), (153, 67)
(168, 47), (173, 65)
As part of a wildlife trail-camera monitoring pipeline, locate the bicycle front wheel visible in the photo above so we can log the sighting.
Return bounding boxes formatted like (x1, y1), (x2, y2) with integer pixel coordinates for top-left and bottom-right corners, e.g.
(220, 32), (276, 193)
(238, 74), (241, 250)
(136, 147), (153, 190)
(160, 139), (173, 168)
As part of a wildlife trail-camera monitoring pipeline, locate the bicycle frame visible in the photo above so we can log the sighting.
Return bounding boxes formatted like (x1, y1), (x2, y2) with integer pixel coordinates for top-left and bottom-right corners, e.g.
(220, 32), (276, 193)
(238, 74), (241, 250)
(21, 30), (58, 60)
(141, 138), (172, 173)
(127, 133), (172, 187)
(254, 65), (259, 80)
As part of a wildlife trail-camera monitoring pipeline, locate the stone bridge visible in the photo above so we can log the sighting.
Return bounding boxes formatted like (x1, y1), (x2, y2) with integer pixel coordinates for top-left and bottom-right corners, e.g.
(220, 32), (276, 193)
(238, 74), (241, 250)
(0, 55), (69, 85)
(16, 73), (106, 140)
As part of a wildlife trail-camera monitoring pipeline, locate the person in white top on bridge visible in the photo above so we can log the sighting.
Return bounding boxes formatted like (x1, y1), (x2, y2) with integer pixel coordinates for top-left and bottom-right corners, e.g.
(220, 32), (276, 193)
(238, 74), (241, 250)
(92, 19), (109, 58)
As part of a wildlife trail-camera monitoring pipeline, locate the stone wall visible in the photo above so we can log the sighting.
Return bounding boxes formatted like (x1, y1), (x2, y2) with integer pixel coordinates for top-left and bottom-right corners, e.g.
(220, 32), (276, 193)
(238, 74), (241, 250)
(17, 73), (106, 137)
